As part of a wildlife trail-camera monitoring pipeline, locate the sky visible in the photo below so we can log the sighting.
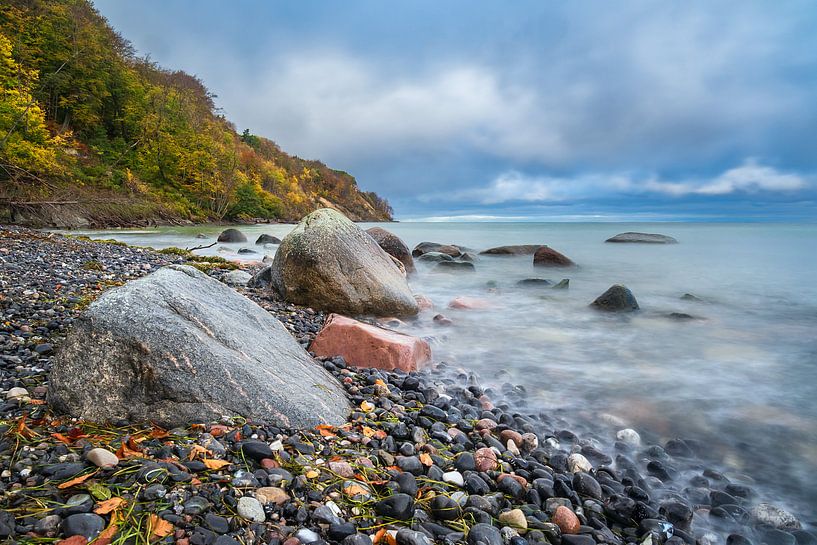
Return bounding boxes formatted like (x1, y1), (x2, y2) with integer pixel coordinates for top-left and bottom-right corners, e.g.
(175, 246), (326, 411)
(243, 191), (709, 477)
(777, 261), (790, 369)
(92, 1), (817, 221)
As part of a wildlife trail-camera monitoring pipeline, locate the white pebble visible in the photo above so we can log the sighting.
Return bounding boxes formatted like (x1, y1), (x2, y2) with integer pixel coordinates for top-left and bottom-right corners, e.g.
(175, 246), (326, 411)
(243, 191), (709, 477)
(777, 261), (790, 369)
(237, 496), (266, 522)
(567, 453), (592, 473)
(86, 448), (119, 469)
(295, 528), (320, 543)
(5, 387), (29, 400)
(442, 471), (464, 487)
(616, 428), (641, 447)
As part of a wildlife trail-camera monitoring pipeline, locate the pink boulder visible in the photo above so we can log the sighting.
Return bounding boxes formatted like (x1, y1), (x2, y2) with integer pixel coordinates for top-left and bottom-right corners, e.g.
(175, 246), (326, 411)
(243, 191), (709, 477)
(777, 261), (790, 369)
(310, 314), (432, 372)
(448, 296), (493, 310)
(414, 294), (434, 311)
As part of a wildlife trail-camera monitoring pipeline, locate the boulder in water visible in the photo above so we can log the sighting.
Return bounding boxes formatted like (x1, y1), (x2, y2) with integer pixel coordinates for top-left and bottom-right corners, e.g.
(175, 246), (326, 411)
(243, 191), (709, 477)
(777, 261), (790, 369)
(48, 265), (350, 428)
(412, 242), (463, 258)
(517, 278), (552, 286)
(435, 261), (475, 273)
(590, 284), (639, 312)
(533, 246), (575, 267)
(217, 228), (247, 243)
(269, 209), (418, 317)
(480, 245), (542, 255)
(256, 234), (281, 245)
(417, 251), (454, 263)
(366, 227), (415, 274)
(605, 232), (678, 244)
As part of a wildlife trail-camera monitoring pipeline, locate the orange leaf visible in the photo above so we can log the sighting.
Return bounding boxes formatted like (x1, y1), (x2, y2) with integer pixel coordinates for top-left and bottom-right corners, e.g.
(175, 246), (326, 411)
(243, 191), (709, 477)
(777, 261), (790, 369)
(57, 469), (98, 489)
(94, 497), (125, 515)
(373, 528), (396, 545)
(360, 401), (375, 413)
(373, 429), (387, 440)
(94, 523), (118, 545)
(28, 399), (46, 405)
(188, 444), (208, 461)
(361, 426), (376, 438)
(202, 458), (231, 470)
(419, 452), (433, 467)
(343, 483), (369, 496)
(148, 514), (174, 540)
(316, 424), (336, 437)
(150, 425), (170, 439)
(115, 440), (143, 459)
(51, 432), (73, 444)
(15, 415), (37, 439)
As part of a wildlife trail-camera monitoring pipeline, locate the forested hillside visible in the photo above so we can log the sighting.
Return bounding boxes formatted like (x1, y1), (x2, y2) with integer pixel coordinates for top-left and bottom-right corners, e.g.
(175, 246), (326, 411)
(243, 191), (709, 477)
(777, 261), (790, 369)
(0, 0), (392, 226)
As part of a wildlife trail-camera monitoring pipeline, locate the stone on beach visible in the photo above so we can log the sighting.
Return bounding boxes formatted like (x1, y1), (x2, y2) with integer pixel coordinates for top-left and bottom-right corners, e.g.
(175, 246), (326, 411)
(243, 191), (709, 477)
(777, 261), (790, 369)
(590, 284), (639, 312)
(366, 227), (415, 273)
(533, 246), (575, 267)
(85, 448), (118, 469)
(48, 264), (350, 428)
(221, 269), (252, 286)
(606, 232), (678, 244)
(269, 209), (418, 317)
(310, 314), (432, 372)
(217, 228), (247, 243)
(435, 261), (476, 273)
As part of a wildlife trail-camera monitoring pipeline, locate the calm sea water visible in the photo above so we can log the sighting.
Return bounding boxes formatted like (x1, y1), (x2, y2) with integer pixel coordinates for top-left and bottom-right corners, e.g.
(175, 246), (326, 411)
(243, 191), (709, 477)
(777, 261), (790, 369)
(69, 222), (817, 527)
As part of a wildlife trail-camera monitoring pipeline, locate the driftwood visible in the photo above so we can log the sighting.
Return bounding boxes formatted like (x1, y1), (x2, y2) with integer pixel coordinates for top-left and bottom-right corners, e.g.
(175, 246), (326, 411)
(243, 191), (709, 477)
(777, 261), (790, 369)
(185, 241), (217, 252)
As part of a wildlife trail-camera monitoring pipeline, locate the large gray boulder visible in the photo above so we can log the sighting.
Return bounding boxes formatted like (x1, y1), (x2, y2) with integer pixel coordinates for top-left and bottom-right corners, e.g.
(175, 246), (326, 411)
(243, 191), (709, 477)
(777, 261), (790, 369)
(605, 232), (678, 244)
(48, 265), (350, 428)
(270, 209), (418, 317)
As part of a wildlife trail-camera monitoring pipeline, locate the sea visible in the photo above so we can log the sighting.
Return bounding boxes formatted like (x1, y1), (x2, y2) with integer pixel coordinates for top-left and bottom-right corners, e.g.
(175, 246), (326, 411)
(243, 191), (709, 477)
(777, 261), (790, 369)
(68, 221), (817, 529)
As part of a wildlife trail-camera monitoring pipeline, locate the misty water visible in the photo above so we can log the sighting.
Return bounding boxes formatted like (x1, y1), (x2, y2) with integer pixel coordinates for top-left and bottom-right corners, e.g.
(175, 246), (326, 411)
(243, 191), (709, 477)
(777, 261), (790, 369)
(70, 222), (817, 529)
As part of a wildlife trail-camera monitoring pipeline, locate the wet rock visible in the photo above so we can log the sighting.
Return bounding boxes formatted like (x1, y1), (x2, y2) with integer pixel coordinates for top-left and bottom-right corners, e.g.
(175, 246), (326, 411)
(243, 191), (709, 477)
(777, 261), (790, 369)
(366, 227), (415, 274)
(310, 314), (432, 372)
(396, 529), (433, 545)
(256, 234), (281, 244)
(552, 506), (580, 535)
(573, 472), (603, 500)
(533, 246), (575, 267)
(375, 493), (415, 520)
(62, 513), (105, 540)
(435, 261), (476, 273)
(751, 503), (801, 530)
(412, 242), (464, 258)
(590, 284), (639, 312)
(467, 523), (502, 545)
(448, 297), (492, 310)
(481, 245), (543, 255)
(499, 509), (528, 532)
(567, 453), (592, 473)
(270, 209), (418, 316)
(616, 428), (641, 447)
(606, 232), (678, 243)
(49, 265), (350, 428)
(475, 447), (498, 472)
(217, 228), (247, 243)
(417, 252), (455, 263)
(430, 495), (461, 520)
(255, 486), (290, 506)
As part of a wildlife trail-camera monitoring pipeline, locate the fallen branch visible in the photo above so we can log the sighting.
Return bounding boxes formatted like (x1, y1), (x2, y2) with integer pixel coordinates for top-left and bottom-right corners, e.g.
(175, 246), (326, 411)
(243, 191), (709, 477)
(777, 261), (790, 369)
(185, 241), (217, 252)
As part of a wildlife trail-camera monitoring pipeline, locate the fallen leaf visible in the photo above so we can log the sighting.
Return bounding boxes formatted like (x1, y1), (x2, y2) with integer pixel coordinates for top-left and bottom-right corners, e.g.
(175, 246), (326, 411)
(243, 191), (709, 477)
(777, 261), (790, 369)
(51, 432), (72, 444)
(28, 399), (46, 405)
(316, 424), (336, 437)
(94, 496), (125, 515)
(361, 426), (376, 438)
(202, 458), (231, 470)
(15, 415), (37, 439)
(373, 528), (396, 545)
(343, 483), (369, 497)
(57, 469), (98, 489)
(188, 444), (208, 461)
(419, 452), (433, 467)
(148, 514), (173, 540)
(373, 429), (387, 440)
(304, 469), (320, 479)
(360, 401), (375, 413)
(115, 439), (143, 459)
(150, 425), (169, 439)
(94, 523), (118, 545)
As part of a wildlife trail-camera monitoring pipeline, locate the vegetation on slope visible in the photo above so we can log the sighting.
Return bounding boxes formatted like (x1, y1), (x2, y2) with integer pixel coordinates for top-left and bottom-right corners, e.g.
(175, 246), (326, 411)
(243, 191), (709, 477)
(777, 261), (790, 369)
(0, 0), (392, 226)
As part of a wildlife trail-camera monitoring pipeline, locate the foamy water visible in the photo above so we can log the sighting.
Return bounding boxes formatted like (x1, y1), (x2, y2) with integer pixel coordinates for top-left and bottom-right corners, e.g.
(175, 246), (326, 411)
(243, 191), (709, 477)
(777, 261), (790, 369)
(68, 222), (817, 527)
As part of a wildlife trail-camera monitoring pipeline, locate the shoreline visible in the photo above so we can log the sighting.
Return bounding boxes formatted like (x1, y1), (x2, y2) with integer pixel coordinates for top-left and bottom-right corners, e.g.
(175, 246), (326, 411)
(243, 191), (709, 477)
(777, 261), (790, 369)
(0, 226), (808, 545)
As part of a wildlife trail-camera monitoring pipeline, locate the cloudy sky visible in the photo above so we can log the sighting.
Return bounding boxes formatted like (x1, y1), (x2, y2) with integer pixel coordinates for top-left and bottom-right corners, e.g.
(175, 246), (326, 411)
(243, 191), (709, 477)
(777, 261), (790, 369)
(93, 1), (816, 221)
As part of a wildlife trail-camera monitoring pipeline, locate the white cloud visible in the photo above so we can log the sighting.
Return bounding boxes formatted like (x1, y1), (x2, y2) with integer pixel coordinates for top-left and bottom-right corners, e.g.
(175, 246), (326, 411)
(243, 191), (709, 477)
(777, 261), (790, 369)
(422, 160), (809, 205)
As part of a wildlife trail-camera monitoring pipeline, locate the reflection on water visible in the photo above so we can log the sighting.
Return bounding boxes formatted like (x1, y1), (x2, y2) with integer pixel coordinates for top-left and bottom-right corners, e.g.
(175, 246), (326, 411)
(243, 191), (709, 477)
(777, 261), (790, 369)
(67, 222), (817, 525)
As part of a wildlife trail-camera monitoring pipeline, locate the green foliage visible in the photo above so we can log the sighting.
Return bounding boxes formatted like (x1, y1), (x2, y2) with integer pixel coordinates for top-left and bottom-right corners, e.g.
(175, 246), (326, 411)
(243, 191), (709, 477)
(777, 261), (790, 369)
(0, 0), (393, 223)
(157, 246), (190, 256)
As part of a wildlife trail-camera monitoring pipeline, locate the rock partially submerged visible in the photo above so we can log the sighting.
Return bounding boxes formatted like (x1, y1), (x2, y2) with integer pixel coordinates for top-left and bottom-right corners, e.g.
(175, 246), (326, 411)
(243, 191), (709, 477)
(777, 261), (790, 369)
(590, 284), (639, 312)
(217, 228), (247, 243)
(412, 242), (464, 258)
(434, 261), (475, 273)
(366, 227), (415, 274)
(480, 245), (542, 256)
(533, 246), (575, 267)
(310, 314), (432, 372)
(606, 232), (678, 244)
(269, 209), (418, 317)
(48, 265), (350, 428)
(255, 234), (281, 245)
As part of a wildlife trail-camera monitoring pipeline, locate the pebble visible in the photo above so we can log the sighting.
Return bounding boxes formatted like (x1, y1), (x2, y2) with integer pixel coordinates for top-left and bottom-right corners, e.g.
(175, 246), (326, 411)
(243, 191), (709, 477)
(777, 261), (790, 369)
(552, 505), (581, 535)
(567, 453), (592, 473)
(236, 496), (265, 522)
(61, 513), (105, 540)
(255, 486), (290, 505)
(498, 509), (527, 532)
(85, 448), (119, 469)
(467, 523), (502, 545)
(5, 386), (28, 400)
(442, 470), (465, 487)
(616, 428), (641, 447)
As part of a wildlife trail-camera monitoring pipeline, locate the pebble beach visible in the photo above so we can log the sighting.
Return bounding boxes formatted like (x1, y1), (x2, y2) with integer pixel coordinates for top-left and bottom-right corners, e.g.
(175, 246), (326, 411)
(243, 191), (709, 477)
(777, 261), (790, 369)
(0, 226), (811, 545)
